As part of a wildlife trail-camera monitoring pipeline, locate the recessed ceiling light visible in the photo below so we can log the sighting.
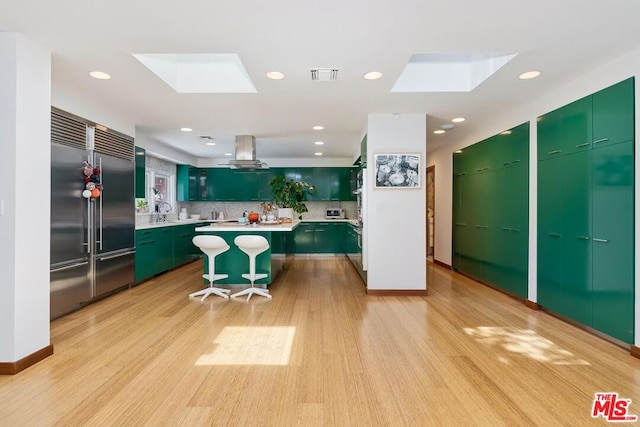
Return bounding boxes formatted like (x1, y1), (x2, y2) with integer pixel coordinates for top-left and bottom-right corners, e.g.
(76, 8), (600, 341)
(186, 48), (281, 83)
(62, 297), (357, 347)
(451, 117), (466, 123)
(314, 152), (323, 156)
(434, 130), (445, 134)
(314, 141), (324, 145)
(89, 71), (111, 80)
(519, 70), (541, 80)
(180, 127), (192, 132)
(363, 71), (382, 80)
(224, 153), (232, 156)
(312, 125), (324, 130)
(206, 142), (216, 146)
(266, 71), (285, 80)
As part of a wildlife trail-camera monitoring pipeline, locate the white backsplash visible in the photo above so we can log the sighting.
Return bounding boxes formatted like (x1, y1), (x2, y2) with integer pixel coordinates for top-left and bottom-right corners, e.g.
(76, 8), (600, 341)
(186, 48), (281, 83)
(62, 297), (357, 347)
(175, 201), (356, 221)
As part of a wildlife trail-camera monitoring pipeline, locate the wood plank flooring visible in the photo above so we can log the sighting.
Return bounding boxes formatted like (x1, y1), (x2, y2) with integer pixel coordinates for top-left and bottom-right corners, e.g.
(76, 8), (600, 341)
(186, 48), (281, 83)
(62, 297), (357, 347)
(1, 257), (640, 426)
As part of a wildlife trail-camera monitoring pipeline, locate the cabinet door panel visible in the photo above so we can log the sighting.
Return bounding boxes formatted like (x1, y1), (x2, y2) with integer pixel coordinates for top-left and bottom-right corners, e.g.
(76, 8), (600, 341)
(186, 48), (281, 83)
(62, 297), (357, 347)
(537, 108), (563, 161)
(561, 96), (592, 156)
(591, 141), (634, 343)
(135, 146), (146, 199)
(294, 223), (315, 253)
(592, 78), (634, 148)
(537, 158), (563, 312)
(560, 151), (592, 325)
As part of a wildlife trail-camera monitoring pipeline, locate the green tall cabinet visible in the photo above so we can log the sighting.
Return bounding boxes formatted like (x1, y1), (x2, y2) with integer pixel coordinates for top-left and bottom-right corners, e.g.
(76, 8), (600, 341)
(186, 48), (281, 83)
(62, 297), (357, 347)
(537, 77), (634, 343)
(452, 122), (530, 298)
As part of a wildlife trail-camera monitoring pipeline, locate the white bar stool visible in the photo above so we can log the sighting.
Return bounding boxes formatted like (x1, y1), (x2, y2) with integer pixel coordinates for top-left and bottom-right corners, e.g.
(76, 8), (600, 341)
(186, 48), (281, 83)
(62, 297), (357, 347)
(190, 235), (231, 301)
(231, 235), (272, 302)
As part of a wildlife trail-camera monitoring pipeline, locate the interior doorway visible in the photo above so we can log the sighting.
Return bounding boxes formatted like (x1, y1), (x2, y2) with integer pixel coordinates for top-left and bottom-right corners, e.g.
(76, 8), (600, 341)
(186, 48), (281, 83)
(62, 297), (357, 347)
(426, 165), (435, 262)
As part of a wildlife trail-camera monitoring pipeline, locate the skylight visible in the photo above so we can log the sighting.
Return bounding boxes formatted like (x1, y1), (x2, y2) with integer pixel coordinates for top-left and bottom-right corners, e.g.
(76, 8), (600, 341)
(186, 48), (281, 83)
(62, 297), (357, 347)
(392, 53), (517, 93)
(133, 53), (257, 93)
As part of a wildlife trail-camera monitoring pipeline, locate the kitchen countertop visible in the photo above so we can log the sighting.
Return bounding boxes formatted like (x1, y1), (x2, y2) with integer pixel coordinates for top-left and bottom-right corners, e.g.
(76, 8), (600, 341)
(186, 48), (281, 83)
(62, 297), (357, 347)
(195, 220), (301, 232)
(136, 218), (358, 230)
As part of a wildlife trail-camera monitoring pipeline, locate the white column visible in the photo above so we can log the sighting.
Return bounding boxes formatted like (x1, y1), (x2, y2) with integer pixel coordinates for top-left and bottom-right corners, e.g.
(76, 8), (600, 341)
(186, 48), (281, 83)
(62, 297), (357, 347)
(0, 33), (51, 363)
(366, 114), (427, 291)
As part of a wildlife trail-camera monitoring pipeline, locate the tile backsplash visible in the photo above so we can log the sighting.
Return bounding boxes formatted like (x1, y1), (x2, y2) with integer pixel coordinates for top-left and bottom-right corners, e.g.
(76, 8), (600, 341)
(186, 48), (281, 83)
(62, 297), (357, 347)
(177, 201), (356, 221)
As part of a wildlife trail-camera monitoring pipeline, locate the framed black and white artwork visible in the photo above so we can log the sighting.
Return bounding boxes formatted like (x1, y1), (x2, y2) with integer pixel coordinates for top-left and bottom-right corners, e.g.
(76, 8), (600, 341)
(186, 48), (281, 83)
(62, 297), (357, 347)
(373, 153), (421, 188)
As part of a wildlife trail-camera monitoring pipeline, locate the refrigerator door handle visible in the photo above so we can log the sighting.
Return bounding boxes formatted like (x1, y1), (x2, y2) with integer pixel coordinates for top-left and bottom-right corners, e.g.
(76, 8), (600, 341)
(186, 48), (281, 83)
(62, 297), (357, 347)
(98, 156), (103, 251)
(98, 249), (136, 262)
(86, 195), (91, 253)
(51, 261), (90, 273)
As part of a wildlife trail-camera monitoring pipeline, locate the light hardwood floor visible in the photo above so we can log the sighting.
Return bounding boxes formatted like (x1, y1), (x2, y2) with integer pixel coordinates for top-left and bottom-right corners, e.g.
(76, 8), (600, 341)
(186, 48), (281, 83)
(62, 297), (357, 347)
(1, 257), (639, 426)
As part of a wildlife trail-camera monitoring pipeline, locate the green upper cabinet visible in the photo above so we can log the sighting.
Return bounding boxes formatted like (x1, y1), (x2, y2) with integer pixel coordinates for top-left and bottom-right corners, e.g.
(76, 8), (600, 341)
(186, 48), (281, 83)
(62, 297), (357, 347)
(592, 78), (635, 148)
(176, 164), (198, 202)
(360, 134), (367, 168)
(538, 77), (634, 160)
(135, 146), (146, 199)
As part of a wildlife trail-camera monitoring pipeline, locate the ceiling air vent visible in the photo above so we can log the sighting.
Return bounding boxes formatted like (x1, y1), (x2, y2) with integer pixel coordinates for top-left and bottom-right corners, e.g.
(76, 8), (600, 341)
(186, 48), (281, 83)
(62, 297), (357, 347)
(309, 68), (339, 82)
(198, 135), (215, 140)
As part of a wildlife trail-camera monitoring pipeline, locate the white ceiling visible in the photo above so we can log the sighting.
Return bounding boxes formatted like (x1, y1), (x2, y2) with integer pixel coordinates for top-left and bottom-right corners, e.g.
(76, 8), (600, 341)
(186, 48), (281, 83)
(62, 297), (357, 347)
(2, 0), (640, 160)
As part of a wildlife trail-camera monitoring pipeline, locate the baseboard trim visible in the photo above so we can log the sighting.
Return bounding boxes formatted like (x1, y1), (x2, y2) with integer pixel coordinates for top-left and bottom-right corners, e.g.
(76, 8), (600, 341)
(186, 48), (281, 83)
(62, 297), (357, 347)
(367, 289), (427, 296)
(631, 346), (640, 359)
(524, 300), (542, 310)
(433, 259), (452, 270)
(0, 344), (54, 375)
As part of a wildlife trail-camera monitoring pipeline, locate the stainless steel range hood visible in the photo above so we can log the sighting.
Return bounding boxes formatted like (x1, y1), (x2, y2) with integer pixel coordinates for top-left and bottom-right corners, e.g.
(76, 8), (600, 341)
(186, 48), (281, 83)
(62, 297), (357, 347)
(225, 135), (269, 169)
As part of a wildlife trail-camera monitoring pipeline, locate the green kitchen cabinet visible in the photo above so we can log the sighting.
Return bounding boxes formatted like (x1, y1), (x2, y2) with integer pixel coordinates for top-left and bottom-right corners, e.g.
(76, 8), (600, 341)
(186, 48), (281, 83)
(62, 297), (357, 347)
(294, 222), (316, 253)
(453, 122), (529, 297)
(536, 79), (635, 343)
(591, 141), (634, 343)
(135, 146), (146, 199)
(135, 227), (173, 282)
(592, 78), (634, 148)
(173, 224), (199, 267)
(314, 222), (346, 253)
(176, 165), (198, 202)
(560, 150), (592, 325)
(537, 157), (564, 313)
(561, 96), (592, 155)
(537, 107), (563, 161)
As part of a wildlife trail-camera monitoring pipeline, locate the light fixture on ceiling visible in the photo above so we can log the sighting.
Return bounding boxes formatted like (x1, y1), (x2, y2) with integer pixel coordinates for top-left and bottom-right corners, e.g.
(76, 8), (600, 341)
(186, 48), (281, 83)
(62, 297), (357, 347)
(206, 142), (216, 146)
(363, 71), (383, 80)
(180, 127), (192, 132)
(451, 117), (466, 123)
(89, 71), (111, 80)
(314, 152), (323, 156)
(312, 125), (324, 130)
(314, 141), (324, 145)
(519, 70), (541, 80)
(434, 130), (445, 134)
(266, 71), (285, 80)
(224, 153), (232, 156)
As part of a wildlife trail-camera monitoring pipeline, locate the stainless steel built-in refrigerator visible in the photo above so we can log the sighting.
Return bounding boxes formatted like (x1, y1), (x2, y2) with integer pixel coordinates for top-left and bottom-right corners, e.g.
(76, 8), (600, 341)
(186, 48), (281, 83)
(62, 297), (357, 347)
(50, 108), (135, 320)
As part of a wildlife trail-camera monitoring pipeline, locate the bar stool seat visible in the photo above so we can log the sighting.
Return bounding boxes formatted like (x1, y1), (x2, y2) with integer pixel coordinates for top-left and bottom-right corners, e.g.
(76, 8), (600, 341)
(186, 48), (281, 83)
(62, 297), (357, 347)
(231, 235), (272, 302)
(190, 235), (231, 301)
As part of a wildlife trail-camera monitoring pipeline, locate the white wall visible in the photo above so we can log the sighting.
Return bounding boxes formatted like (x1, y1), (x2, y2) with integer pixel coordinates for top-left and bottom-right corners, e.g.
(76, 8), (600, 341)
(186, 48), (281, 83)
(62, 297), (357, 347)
(366, 114), (426, 291)
(0, 33), (51, 362)
(427, 45), (640, 346)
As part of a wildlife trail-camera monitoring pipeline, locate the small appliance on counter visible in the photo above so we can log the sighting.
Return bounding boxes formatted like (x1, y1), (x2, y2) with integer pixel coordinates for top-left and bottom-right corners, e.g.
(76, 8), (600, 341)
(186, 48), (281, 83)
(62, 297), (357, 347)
(325, 208), (345, 219)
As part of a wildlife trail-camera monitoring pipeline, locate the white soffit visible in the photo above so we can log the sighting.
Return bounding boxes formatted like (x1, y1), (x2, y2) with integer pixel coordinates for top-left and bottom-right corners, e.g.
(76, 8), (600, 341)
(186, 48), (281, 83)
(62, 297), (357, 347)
(391, 53), (518, 93)
(132, 53), (257, 93)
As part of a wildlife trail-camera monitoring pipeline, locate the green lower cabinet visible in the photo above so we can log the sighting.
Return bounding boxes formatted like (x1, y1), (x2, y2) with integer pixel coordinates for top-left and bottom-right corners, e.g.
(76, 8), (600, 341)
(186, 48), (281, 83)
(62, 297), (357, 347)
(537, 140), (634, 344)
(293, 222), (347, 254)
(560, 151), (592, 325)
(591, 141), (634, 343)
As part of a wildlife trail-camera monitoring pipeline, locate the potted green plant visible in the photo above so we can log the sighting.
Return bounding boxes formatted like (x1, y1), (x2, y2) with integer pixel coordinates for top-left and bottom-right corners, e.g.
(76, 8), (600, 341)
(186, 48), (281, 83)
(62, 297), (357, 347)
(136, 199), (149, 213)
(268, 175), (316, 220)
